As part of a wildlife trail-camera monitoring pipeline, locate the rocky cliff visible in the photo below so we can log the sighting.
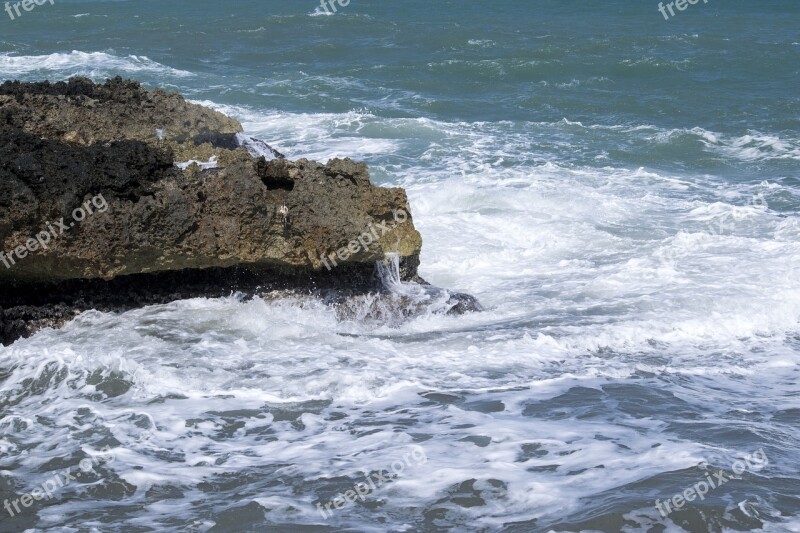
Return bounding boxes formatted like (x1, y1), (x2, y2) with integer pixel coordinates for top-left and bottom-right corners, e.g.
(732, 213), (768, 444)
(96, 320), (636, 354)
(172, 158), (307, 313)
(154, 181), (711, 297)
(0, 77), (478, 345)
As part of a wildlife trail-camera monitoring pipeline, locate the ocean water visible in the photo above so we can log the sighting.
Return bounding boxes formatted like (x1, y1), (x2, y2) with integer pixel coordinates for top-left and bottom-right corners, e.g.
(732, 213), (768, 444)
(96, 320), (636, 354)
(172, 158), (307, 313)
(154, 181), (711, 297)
(1, 1), (799, 531)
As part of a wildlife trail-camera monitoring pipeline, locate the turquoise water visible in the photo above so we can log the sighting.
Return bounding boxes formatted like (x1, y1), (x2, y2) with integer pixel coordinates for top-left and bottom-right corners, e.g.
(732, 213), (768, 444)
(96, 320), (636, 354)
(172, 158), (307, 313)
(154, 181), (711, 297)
(1, 1), (799, 532)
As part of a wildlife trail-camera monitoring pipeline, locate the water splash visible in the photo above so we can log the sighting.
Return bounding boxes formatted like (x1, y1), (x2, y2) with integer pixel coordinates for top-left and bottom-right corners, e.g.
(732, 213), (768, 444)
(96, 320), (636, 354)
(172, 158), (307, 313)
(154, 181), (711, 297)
(327, 253), (475, 325)
(235, 133), (286, 160)
(376, 252), (404, 291)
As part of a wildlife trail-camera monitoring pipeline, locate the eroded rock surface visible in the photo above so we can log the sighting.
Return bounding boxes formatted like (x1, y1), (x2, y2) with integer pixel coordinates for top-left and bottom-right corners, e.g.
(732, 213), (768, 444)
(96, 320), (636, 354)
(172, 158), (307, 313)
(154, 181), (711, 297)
(0, 77), (422, 284)
(0, 77), (478, 346)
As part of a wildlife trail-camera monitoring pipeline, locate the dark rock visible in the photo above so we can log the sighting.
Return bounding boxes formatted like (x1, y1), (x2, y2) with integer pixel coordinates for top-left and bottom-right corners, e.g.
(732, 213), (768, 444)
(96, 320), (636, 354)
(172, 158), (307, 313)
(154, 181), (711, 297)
(0, 76), (242, 147)
(445, 292), (484, 315)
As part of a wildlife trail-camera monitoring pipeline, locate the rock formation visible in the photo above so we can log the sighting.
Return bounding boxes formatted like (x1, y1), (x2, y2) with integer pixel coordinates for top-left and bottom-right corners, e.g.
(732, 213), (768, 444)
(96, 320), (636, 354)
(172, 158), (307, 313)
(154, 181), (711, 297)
(0, 77), (479, 345)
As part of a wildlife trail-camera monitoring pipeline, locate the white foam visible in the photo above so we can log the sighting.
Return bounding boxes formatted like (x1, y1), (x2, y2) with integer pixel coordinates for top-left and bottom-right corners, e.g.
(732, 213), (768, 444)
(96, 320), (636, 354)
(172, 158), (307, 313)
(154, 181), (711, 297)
(0, 51), (194, 79)
(161, 103), (800, 358)
(175, 156), (218, 170)
(714, 131), (800, 161)
(1, 100), (798, 530)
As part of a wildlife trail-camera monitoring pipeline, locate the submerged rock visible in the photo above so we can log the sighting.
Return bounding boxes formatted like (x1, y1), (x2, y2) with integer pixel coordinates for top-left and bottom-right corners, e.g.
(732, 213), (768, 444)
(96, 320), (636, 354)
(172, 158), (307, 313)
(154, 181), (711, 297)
(325, 254), (483, 326)
(0, 77), (479, 345)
